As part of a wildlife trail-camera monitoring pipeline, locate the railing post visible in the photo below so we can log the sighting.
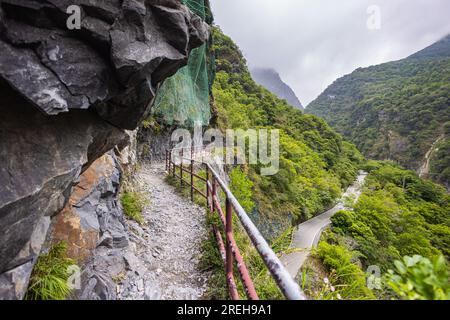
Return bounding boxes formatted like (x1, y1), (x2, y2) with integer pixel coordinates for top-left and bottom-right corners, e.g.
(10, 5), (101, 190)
(205, 164), (210, 211)
(172, 152), (175, 177)
(225, 197), (238, 300)
(180, 148), (183, 187)
(190, 159), (194, 202)
(211, 177), (217, 213)
(165, 149), (168, 172)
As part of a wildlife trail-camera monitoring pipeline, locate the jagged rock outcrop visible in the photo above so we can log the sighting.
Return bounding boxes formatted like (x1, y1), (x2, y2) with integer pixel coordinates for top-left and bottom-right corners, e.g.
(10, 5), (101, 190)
(49, 151), (131, 300)
(48, 152), (127, 263)
(116, 130), (139, 184)
(0, 0), (208, 299)
(138, 125), (176, 162)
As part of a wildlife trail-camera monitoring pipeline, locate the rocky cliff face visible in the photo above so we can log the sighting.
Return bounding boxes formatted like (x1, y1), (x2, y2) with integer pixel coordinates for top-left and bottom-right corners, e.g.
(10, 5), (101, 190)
(0, 0), (208, 299)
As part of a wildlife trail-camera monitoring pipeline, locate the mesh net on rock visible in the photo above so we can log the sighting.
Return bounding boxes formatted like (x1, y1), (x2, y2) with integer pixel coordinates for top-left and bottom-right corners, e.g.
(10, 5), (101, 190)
(152, 0), (213, 127)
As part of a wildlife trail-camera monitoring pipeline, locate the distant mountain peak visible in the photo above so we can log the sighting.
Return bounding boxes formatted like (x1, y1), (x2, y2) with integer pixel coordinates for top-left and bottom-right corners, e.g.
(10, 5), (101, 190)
(250, 67), (303, 109)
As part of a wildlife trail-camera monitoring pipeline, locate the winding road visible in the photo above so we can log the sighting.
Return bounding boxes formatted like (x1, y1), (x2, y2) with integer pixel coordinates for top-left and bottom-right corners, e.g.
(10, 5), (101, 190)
(418, 135), (444, 178)
(280, 171), (368, 279)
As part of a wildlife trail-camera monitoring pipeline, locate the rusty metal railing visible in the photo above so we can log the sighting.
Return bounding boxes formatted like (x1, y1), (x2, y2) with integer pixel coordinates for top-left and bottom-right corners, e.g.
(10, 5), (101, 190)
(165, 147), (306, 300)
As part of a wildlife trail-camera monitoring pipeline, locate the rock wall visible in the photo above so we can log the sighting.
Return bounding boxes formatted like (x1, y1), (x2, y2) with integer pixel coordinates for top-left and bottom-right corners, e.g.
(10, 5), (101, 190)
(50, 151), (132, 300)
(48, 152), (128, 264)
(0, 0), (208, 299)
(138, 125), (176, 162)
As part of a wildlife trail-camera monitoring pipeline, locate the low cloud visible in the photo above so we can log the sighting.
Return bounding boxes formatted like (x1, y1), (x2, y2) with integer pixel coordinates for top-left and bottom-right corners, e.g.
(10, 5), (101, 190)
(210, 0), (450, 105)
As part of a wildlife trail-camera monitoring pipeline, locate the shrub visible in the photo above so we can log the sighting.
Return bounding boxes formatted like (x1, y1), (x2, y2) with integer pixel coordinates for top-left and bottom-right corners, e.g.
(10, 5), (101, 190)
(25, 242), (76, 300)
(385, 255), (450, 300)
(331, 210), (354, 233)
(315, 242), (375, 299)
(360, 160), (384, 173)
(229, 167), (255, 213)
(428, 224), (450, 259)
(406, 179), (445, 203)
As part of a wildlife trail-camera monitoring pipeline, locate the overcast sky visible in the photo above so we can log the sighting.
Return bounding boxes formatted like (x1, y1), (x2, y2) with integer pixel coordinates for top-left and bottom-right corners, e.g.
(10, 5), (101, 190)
(210, 0), (450, 106)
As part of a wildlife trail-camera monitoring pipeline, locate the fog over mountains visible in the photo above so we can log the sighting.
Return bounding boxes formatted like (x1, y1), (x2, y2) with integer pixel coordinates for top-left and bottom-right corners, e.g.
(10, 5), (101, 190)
(250, 67), (303, 109)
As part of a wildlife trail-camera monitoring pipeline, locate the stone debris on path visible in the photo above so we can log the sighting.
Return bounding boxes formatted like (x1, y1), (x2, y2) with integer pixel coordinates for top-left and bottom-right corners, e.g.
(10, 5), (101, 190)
(118, 163), (211, 300)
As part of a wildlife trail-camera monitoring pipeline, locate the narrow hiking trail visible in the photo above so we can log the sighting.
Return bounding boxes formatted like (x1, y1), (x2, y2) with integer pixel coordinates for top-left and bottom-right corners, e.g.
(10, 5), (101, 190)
(119, 163), (211, 300)
(280, 171), (368, 279)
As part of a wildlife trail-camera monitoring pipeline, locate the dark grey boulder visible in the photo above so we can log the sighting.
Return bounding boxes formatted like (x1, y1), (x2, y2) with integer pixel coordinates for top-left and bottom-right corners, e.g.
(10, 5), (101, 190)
(0, 261), (34, 300)
(77, 247), (126, 300)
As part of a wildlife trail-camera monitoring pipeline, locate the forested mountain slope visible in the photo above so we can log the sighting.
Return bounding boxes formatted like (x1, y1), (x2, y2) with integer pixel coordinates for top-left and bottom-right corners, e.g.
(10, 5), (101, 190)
(211, 27), (363, 238)
(307, 35), (450, 188)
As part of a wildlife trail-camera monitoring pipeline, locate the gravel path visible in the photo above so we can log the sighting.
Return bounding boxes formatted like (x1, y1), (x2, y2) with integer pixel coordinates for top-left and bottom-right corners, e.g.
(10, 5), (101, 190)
(119, 163), (211, 300)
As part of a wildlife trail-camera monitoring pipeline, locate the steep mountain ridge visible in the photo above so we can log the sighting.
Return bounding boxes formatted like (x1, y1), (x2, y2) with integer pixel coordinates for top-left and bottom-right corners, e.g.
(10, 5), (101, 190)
(409, 34), (450, 59)
(251, 67), (303, 109)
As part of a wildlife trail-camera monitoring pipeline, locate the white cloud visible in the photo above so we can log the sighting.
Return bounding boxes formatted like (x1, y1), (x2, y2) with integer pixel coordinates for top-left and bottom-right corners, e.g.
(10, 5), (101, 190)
(210, 0), (450, 105)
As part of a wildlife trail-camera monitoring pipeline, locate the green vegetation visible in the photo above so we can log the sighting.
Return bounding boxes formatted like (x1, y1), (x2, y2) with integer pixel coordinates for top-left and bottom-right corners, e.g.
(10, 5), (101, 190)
(385, 255), (450, 300)
(307, 35), (450, 187)
(313, 242), (375, 299)
(212, 27), (363, 238)
(120, 192), (148, 225)
(25, 242), (75, 300)
(317, 161), (449, 299)
(229, 167), (255, 213)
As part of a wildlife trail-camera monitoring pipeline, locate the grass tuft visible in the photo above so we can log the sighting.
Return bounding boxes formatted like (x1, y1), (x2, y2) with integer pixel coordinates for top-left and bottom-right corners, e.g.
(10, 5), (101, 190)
(25, 242), (76, 300)
(120, 191), (148, 225)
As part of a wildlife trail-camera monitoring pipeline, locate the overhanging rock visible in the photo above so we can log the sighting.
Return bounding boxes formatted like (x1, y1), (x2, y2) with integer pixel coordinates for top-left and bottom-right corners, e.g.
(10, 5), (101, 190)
(0, 0), (209, 298)
(0, 0), (209, 129)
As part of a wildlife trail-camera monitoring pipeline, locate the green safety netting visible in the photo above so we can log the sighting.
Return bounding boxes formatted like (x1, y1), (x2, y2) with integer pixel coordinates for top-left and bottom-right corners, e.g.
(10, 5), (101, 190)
(152, 0), (214, 127)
